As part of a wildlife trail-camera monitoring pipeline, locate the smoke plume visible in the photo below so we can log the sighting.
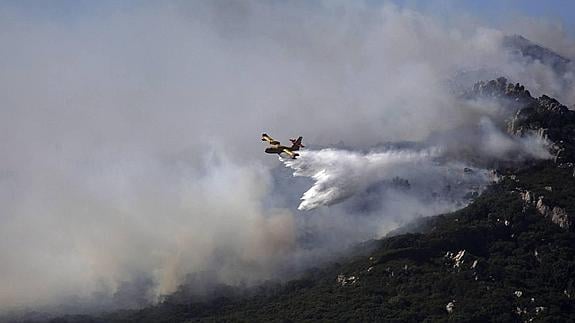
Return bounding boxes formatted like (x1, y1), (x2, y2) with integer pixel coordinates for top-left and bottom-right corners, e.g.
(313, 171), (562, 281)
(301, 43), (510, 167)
(0, 0), (571, 316)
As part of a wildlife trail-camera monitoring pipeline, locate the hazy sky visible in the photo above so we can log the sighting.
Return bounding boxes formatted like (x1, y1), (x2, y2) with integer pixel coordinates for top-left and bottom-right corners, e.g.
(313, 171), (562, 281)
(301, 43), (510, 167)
(392, 0), (575, 32)
(3, 0), (575, 33)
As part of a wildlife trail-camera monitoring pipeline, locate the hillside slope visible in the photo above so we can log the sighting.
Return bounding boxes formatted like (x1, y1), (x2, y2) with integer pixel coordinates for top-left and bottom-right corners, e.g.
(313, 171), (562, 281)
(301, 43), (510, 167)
(51, 81), (575, 323)
(87, 170), (573, 322)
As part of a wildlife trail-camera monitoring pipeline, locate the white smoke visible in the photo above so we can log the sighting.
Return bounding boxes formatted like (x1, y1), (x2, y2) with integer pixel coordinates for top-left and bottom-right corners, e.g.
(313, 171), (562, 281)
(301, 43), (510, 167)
(477, 117), (553, 160)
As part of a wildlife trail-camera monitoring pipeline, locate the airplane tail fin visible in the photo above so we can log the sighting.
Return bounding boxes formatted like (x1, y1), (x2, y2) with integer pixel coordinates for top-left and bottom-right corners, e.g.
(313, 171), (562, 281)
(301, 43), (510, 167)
(290, 136), (304, 150)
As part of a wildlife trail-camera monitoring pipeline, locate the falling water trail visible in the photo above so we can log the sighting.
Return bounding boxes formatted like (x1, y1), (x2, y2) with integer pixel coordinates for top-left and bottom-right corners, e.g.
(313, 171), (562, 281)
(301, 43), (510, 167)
(280, 148), (493, 211)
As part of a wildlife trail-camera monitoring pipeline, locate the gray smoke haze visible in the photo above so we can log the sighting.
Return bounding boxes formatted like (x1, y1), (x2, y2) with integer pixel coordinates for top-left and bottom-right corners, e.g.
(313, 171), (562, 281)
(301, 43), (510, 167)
(0, 0), (571, 314)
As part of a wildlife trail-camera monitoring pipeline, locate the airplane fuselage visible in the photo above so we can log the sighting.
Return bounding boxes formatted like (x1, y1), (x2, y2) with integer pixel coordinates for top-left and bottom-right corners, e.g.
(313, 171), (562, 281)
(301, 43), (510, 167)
(262, 133), (303, 159)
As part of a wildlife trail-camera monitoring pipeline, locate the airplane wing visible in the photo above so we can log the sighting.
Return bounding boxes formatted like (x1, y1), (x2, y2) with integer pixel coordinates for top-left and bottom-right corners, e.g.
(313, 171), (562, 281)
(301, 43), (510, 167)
(262, 133), (280, 145)
(282, 149), (299, 159)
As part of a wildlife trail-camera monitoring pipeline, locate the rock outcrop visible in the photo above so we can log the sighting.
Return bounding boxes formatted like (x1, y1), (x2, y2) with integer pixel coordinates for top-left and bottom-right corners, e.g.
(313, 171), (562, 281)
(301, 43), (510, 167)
(507, 94), (575, 163)
(520, 190), (572, 229)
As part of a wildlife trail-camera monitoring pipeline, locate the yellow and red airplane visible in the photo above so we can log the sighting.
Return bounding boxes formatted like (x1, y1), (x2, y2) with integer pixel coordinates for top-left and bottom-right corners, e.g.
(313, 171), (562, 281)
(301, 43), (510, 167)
(262, 133), (304, 159)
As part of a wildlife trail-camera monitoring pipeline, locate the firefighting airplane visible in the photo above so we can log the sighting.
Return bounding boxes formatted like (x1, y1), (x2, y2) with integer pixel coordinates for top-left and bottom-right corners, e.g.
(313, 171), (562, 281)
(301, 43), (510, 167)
(262, 133), (304, 159)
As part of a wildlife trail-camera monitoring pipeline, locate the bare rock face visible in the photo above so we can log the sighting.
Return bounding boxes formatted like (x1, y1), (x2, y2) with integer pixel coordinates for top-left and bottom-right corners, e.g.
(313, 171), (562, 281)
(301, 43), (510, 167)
(506, 94), (575, 163)
(468, 77), (575, 164)
(336, 274), (358, 287)
(520, 191), (532, 204)
(467, 77), (535, 118)
(446, 300), (455, 314)
(470, 77), (533, 103)
(551, 207), (571, 229)
(519, 191), (572, 230)
(536, 196), (550, 216)
(531, 196), (571, 229)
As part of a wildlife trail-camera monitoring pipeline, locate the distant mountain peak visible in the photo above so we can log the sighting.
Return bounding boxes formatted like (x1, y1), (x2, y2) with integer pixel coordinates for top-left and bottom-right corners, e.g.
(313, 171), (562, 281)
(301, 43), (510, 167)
(503, 34), (572, 72)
